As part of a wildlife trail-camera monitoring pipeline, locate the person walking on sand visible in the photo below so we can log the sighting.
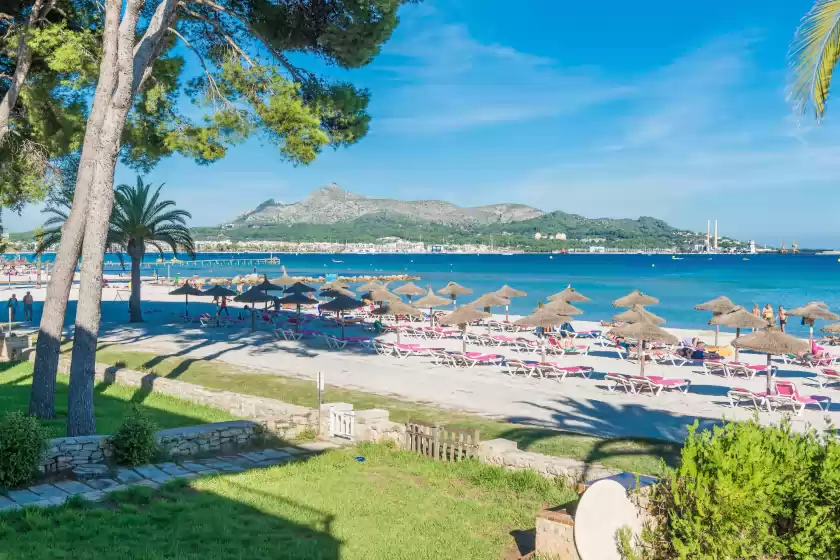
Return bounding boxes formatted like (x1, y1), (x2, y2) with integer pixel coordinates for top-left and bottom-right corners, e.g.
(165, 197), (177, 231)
(22, 292), (33, 322)
(752, 304), (760, 332)
(762, 304), (774, 327)
(778, 305), (787, 332)
(219, 295), (230, 316)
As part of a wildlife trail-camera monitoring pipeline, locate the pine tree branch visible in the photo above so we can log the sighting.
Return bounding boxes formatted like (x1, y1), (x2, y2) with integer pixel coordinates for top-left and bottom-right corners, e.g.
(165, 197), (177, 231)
(180, 6), (254, 67)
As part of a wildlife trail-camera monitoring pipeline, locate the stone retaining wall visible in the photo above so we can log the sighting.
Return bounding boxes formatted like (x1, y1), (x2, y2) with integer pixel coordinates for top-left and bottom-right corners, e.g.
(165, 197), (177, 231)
(41, 421), (266, 474)
(53, 357), (318, 439)
(477, 439), (619, 485)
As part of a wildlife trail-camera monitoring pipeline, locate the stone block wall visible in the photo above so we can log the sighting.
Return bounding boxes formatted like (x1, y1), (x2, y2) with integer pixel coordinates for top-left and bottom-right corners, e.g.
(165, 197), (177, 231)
(477, 439), (618, 485)
(40, 421), (268, 473)
(1, 333), (33, 361)
(52, 357), (319, 436)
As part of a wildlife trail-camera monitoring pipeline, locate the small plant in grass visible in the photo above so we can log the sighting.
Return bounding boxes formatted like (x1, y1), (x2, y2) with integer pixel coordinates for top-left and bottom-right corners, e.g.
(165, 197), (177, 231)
(294, 427), (318, 442)
(0, 411), (48, 488)
(111, 406), (158, 466)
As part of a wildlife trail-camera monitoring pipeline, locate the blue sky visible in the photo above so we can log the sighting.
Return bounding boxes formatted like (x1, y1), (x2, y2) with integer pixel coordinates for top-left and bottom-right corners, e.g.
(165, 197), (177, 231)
(8, 0), (840, 247)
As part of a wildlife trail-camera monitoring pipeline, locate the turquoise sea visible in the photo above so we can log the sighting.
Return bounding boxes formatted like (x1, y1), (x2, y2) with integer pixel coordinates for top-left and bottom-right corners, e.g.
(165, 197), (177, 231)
(17, 252), (840, 337)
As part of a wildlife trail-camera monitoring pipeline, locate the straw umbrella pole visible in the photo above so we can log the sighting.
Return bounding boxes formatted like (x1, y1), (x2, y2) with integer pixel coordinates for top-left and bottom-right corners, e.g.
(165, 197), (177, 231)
(169, 284), (203, 317)
(609, 321), (678, 377)
(612, 290), (659, 308)
(495, 285), (527, 321)
(276, 292), (319, 332)
(786, 302), (840, 346)
(319, 294), (365, 339)
(413, 289), (450, 327)
(695, 296), (737, 346)
(439, 306), (491, 353)
(547, 285), (590, 303)
(371, 301), (424, 345)
(514, 311), (574, 362)
(234, 287), (276, 331)
(437, 282), (473, 310)
(733, 328), (809, 393)
(709, 306), (768, 361)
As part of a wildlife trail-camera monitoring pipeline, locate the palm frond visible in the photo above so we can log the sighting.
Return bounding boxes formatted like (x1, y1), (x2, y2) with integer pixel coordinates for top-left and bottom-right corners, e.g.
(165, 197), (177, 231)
(789, 0), (840, 120)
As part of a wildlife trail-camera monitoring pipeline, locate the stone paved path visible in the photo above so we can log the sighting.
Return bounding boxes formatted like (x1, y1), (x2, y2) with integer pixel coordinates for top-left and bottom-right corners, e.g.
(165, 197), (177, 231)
(0, 441), (342, 512)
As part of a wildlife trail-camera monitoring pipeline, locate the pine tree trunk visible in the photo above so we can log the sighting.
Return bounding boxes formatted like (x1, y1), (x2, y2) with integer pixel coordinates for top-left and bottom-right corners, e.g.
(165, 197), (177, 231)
(129, 244), (144, 322)
(66, 0), (152, 436)
(28, 0), (125, 419)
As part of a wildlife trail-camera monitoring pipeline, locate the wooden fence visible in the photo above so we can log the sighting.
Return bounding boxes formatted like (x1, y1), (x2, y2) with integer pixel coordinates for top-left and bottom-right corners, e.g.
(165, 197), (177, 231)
(405, 420), (480, 462)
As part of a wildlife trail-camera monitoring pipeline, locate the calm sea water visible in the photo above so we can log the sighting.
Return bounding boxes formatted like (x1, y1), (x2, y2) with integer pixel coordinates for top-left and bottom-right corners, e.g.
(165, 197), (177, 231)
(16, 252), (840, 336)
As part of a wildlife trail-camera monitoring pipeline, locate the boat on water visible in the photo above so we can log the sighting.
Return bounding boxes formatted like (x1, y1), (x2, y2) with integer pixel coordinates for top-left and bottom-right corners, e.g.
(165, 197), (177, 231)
(501, 252), (514, 256)
(671, 256), (683, 260)
(332, 258), (344, 263)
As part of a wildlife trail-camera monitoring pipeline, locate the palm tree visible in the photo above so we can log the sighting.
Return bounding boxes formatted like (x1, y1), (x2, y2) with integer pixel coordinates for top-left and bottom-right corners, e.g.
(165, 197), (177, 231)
(789, 0), (840, 121)
(37, 177), (195, 322)
(111, 177), (195, 322)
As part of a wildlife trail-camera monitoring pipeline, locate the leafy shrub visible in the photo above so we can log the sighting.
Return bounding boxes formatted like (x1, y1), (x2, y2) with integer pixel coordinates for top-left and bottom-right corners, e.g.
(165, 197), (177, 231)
(0, 411), (48, 488)
(111, 406), (158, 466)
(633, 419), (840, 560)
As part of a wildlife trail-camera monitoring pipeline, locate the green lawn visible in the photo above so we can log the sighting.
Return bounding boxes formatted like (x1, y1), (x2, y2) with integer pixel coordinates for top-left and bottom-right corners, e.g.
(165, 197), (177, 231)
(95, 348), (679, 475)
(0, 361), (235, 438)
(0, 443), (574, 559)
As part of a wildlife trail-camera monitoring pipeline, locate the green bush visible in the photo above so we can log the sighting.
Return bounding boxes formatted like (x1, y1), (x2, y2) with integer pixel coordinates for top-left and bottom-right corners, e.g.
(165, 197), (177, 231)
(111, 406), (158, 466)
(0, 411), (48, 488)
(634, 419), (840, 560)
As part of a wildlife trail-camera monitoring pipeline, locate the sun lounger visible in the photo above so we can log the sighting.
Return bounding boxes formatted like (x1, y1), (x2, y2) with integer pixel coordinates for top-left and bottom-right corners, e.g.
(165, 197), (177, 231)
(451, 352), (506, 368)
(372, 340), (395, 356)
(322, 334), (347, 350)
(814, 368), (840, 389)
(766, 381), (831, 415)
(702, 360), (729, 377)
(393, 344), (443, 359)
(654, 350), (694, 367)
(537, 362), (595, 381)
(727, 362), (776, 380)
(631, 375), (692, 395)
(783, 353), (836, 368)
(430, 349), (457, 367)
(727, 387), (769, 410)
(274, 328), (302, 341)
(605, 373), (636, 393)
(503, 359), (541, 377)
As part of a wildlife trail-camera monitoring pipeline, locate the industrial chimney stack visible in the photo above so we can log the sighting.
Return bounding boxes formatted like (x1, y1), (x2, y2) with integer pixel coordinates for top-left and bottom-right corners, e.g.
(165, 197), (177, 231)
(714, 220), (718, 252)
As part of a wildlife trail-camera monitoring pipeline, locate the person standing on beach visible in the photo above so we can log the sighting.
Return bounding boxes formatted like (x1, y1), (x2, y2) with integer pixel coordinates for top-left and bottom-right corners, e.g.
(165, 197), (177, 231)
(762, 304), (774, 327)
(752, 304), (760, 332)
(778, 305), (787, 332)
(7, 294), (18, 321)
(22, 292), (33, 322)
(220, 296), (229, 316)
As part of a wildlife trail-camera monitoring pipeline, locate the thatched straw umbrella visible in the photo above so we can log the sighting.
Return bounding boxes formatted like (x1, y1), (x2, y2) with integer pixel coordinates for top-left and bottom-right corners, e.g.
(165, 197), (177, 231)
(392, 282), (426, 303)
(276, 292), (319, 332)
(234, 286), (276, 331)
(323, 279), (351, 291)
(285, 281), (318, 294)
(822, 322), (840, 335)
(320, 287), (355, 299)
(270, 273), (298, 288)
(468, 292), (510, 332)
(540, 299), (583, 316)
(786, 302), (840, 345)
(437, 282), (473, 309)
(609, 321), (678, 377)
(439, 306), (491, 353)
(371, 301), (423, 344)
(320, 294), (365, 340)
(364, 287), (401, 304)
(547, 286), (590, 303)
(613, 305), (665, 325)
(709, 306), (768, 361)
(169, 284), (203, 316)
(413, 289), (451, 327)
(514, 310), (574, 362)
(612, 290), (659, 308)
(695, 296), (738, 346)
(495, 285), (527, 321)
(257, 275), (287, 293)
(357, 280), (384, 293)
(202, 285), (237, 298)
(733, 328), (809, 393)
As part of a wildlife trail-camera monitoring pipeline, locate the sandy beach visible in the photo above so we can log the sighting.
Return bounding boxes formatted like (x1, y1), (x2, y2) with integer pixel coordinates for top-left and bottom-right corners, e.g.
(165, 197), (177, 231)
(4, 281), (838, 443)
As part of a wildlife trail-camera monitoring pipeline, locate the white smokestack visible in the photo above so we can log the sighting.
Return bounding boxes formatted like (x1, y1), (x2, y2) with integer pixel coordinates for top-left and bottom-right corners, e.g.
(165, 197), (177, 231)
(714, 220), (718, 251)
(706, 220), (710, 251)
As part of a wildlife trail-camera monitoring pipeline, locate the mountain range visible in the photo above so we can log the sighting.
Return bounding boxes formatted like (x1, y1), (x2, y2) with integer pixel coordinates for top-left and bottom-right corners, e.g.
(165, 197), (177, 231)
(235, 185), (544, 226)
(195, 184), (704, 250)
